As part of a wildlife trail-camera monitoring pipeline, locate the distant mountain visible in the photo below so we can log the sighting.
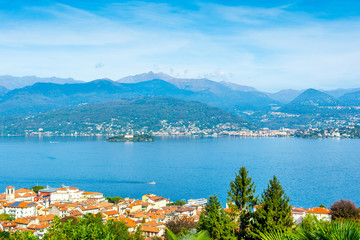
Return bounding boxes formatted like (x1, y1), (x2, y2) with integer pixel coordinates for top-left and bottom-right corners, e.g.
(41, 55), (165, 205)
(326, 88), (360, 98)
(119, 72), (279, 111)
(0, 96), (254, 135)
(0, 86), (7, 96)
(219, 81), (258, 92)
(0, 75), (82, 90)
(266, 89), (304, 104)
(0, 79), (193, 116)
(280, 88), (342, 114)
(338, 90), (360, 106)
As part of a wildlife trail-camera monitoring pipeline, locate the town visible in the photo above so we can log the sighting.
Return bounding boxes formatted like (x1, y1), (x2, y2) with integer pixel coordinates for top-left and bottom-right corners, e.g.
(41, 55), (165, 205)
(0, 185), (332, 239)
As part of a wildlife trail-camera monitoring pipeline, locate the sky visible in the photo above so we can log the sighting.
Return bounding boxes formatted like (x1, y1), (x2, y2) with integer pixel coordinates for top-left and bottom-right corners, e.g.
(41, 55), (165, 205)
(0, 0), (359, 92)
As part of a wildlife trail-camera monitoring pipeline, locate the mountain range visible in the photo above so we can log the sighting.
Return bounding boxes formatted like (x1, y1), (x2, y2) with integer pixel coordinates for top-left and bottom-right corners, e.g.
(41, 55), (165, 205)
(0, 72), (360, 131)
(0, 75), (80, 90)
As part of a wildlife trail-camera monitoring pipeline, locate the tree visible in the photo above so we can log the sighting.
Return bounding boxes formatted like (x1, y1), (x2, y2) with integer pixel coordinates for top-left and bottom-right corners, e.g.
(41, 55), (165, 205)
(250, 176), (293, 239)
(167, 200), (186, 206)
(30, 185), (45, 194)
(228, 166), (258, 239)
(106, 196), (123, 204)
(319, 204), (326, 208)
(0, 213), (13, 221)
(165, 216), (198, 236)
(166, 228), (210, 240)
(197, 195), (237, 240)
(330, 199), (360, 221)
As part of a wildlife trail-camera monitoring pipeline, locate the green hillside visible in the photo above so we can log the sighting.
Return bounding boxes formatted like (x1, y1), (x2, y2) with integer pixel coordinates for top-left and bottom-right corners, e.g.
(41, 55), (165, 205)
(0, 96), (254, 135)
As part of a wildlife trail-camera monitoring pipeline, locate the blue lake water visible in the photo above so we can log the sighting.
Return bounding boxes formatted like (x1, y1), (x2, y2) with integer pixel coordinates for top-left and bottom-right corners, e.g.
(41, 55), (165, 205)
(0, 136), (359, 208)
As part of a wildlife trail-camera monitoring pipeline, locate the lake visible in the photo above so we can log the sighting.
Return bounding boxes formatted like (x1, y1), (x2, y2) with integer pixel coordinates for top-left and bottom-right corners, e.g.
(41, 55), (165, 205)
(0, 136), (359, 208)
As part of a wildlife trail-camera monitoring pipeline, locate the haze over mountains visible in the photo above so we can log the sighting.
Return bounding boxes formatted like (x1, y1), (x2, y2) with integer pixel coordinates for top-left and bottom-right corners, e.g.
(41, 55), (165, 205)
(1, 72), (360, 131)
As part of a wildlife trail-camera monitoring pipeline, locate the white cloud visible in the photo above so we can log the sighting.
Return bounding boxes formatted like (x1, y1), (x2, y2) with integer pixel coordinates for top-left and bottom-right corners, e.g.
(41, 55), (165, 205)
(0, 2), (359, 91)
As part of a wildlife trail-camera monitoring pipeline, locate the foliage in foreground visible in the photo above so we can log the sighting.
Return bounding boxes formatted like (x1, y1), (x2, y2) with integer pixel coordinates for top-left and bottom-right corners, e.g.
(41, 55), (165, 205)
(260, 218), (360, 240)
(197, 195), (237, 240)
(1, 213), (144, 240)
(166, 228), (210, 240)
(165, 216), (198, 236)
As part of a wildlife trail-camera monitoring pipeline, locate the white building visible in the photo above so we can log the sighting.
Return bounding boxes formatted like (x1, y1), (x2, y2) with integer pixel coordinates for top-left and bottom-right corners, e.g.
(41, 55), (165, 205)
(142, 194), (170, 209)
(306, 207), (332, 221)
(82, 192), (106, 202)
(292, 207), (307, 224)
(50, 186), (85, 203)
(3, 201), (37, 219)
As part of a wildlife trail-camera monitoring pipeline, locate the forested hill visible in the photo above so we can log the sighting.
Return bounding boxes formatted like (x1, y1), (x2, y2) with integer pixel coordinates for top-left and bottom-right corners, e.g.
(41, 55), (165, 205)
(0, 96), (254, 136)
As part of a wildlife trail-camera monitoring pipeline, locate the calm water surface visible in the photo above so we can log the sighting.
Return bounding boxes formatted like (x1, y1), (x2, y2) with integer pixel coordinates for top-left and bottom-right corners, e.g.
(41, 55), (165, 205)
(0, 136), (359, 208)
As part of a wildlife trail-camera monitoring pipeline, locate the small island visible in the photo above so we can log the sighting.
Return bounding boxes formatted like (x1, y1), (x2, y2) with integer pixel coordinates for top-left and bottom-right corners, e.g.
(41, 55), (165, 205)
(106, 134), (155, 142)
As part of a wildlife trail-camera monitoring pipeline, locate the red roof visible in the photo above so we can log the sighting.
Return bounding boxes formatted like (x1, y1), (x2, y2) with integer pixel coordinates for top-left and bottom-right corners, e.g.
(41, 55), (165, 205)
(306, 207), (331, 214)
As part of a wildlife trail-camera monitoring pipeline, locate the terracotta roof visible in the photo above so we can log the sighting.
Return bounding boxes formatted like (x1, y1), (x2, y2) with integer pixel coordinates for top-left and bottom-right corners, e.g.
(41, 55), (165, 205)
(292, 207), (307, 213)
(14, 218), (31, 225)
(141, 225), (159, 233)
(69, 210), (83, 216)
(118, 217), (137, 228)
(3, 201), (37, 208)
(6, 186), (15, 189)
(37, 214), (55, 222)
(306, 207), (331, 214)
(28, 224), (50, 230)
(83, 192), (102, 195)
(15, 188), (32, 193)
(103, 210), (119, 216)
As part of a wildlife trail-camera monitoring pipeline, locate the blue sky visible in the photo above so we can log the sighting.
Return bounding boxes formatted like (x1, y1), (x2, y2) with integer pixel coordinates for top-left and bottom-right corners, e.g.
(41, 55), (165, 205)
(0, 0), (359, 91)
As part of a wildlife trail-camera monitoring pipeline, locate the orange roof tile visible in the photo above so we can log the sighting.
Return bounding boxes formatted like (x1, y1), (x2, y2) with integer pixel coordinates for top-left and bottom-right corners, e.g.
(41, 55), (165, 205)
(306, 207), (330, 214)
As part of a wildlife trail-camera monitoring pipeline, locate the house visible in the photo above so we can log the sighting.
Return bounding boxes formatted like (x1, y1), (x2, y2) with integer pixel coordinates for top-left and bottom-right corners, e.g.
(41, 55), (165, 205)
(82, 192), (106, 202)
(102, 210), (120, 220)
(2, 202), (37, 219)
(141, 225), (164, 238)
(118, 217), (137, 232)
(142, 194), (170, 209)
(49, 204), (69, 218)
(14, 188), (37, 202)
(50, 186), (85, 203)
(0, 221), (17, 232)
(76, 205), (100, 215)
(306, 207), (331, 221)
(291, 207), (307, 224)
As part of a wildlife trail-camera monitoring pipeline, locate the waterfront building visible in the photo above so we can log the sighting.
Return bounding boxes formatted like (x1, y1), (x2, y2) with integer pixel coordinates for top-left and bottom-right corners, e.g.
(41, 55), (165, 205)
(2, 201), (37, 219)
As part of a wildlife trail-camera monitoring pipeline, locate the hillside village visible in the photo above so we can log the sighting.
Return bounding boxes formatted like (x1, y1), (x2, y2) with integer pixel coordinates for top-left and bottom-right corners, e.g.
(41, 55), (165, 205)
(0, 186), (332, 239)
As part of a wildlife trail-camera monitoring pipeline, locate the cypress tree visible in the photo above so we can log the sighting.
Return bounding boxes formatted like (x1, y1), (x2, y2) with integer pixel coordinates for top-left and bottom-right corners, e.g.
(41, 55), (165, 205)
(228, 166), (258, 239)
(198, 195), (237, 240)
(250, 176), (293, 238)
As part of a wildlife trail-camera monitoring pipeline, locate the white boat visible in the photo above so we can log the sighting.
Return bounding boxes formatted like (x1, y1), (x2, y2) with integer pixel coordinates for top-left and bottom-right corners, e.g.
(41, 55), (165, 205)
(148, 181), (156, 185)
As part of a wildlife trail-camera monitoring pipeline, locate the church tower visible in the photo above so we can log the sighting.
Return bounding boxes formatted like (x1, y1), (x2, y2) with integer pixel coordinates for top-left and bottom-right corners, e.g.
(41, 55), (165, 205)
(6, 186), (15, 202)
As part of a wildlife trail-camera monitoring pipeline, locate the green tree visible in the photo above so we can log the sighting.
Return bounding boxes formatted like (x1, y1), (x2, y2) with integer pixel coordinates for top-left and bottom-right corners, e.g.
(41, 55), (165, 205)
(228, 166), (258, 239)
(167, 200), (187, 206)
(319, 204), (326, 208)
(106, 196), (123, 204)
(166, 228), (210, 240)
(30, 185), (45, 194)
(250, 176), (293, 239)
(0, 213), (13, 221)
(197, 195), (237, 240)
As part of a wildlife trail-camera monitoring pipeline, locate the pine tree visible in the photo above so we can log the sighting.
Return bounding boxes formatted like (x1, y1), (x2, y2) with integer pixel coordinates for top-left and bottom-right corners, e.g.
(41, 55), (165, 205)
(228, 166), (258, 239)
(250, 176), (293, 239)
(197, 195), (237, 240)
